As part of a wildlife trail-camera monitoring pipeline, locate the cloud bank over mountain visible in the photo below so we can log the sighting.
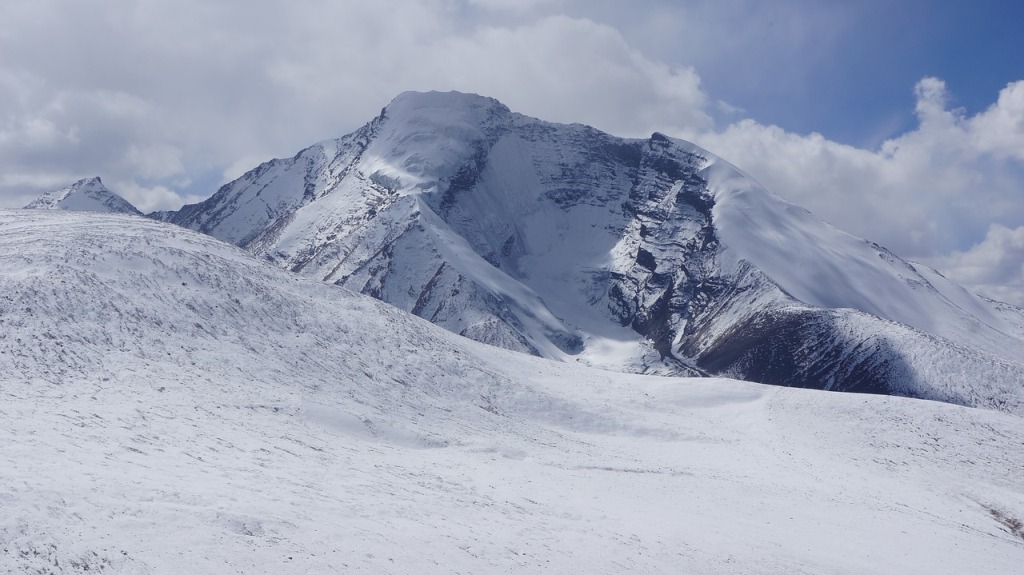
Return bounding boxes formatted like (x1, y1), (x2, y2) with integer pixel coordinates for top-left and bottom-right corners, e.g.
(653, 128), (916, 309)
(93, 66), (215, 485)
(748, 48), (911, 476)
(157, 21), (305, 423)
(0, 0), (1021, 301)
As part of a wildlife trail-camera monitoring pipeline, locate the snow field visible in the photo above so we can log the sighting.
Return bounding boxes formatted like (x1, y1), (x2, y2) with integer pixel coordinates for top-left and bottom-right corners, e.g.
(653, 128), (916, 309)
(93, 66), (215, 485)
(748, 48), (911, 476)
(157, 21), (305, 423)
(1, 210), (1023, 574)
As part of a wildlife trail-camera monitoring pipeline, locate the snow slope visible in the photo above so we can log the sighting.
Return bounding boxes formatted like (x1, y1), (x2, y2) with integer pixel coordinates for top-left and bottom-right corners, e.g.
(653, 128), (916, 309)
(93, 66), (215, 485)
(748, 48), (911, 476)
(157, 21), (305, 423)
(23, 177), (142, 215)
(2, 209), (1023, 574)
(162, 91), (1024, 412)
(705, 159), (1024, 364)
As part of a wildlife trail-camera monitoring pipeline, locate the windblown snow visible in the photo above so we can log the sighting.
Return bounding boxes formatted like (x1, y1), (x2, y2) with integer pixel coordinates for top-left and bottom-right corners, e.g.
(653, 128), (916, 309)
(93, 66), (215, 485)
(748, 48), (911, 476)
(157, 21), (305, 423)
(2, 210), (1023, 574)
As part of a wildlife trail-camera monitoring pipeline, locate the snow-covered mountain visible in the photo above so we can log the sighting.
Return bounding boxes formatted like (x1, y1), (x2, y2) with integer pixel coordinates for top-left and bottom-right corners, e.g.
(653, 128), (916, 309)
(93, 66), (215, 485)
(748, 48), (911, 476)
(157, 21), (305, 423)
(162, 91), (1024, 412)
(2, 209), (1022, 574)
(24, 176), (141, 215)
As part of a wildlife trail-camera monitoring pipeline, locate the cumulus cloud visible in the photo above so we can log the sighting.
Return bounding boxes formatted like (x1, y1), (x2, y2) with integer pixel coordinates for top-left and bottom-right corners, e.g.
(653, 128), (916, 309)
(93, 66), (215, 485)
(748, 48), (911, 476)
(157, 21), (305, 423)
(970, 80), (1024, 162)
(0, 1), (1021, 303)
(112, 180), (207, 215)
(693, 78), (1024, 263)
(258, 8), (710, 138)
(926, 225), (1024, 306)
(0, 0), (707, 211)
(430, 16), (710, 136)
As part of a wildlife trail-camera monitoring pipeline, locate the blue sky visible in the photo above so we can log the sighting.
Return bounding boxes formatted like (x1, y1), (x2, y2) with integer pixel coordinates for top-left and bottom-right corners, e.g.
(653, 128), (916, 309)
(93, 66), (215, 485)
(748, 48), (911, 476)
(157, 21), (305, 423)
(0, 0), (1022, 302)
(715, 1), (1024, 146)
(567, 0), (1024, 147)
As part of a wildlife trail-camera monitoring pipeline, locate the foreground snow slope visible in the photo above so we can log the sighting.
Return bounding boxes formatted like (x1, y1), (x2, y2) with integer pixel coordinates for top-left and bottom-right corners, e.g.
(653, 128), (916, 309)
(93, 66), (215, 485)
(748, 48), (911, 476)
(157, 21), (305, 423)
(2, 210), (1023, 574)
(161, 91), (1024, 410)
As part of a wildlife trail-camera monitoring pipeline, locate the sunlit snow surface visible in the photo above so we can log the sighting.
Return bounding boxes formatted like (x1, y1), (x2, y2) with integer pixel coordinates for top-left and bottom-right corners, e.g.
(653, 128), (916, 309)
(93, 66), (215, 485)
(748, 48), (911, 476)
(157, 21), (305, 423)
(2, 211), (1023, 574)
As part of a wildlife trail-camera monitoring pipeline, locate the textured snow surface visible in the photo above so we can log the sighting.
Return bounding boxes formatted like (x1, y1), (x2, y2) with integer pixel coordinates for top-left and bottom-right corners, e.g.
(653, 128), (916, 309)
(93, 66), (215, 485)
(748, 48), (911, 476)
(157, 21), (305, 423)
(23, 177), (142, 215)
(2, 210), (1023, 574)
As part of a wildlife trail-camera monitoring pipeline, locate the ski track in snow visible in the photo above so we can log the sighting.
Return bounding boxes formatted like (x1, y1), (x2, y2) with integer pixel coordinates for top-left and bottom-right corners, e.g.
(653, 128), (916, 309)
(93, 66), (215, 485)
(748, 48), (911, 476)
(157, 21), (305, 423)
(1, 210), (1023, 574)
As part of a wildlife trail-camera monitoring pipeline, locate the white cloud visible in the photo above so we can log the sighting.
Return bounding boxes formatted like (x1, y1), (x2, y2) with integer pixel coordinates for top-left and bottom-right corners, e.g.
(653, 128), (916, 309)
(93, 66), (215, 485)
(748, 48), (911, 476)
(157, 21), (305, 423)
(467, 0), (564, 12)
(429, 16), (711, 136)
(113, 179), (207, 215)
(0, 1), (709, 211)
(970, 80), (1024, 162)
(692, 78), (1024, 260)
(258, 9), (710, 137)
(926, 224), (1024, 306)
(0, 1), (1022, 304)
(122, 144), (185, 180)
(0, 115), (79, 150)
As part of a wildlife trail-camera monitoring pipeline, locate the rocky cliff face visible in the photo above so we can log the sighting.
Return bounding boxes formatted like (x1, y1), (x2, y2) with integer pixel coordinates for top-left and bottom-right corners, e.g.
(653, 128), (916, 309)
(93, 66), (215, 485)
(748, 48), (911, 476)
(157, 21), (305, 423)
(161, 91), (1024, 411)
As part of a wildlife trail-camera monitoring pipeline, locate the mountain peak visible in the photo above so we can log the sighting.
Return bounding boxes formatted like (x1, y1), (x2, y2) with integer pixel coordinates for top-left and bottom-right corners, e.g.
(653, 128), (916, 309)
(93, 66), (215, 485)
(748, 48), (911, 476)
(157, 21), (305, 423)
(377, 91), (514, 144)
(157, 92), (1024, 413)
(384, 90), (512, 119)
(24, 177), (142, 215)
